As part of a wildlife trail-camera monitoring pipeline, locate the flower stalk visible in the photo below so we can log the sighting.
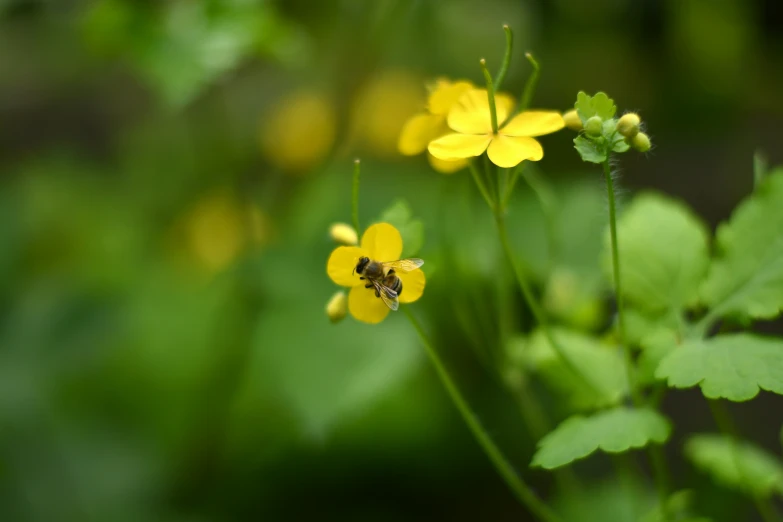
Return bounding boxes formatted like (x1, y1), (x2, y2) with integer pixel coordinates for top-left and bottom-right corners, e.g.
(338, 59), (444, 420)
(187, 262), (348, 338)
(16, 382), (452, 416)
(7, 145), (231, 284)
(403, 307), (562, 522)
(351, 158), (361, 234)
(480, 58), (500, 133)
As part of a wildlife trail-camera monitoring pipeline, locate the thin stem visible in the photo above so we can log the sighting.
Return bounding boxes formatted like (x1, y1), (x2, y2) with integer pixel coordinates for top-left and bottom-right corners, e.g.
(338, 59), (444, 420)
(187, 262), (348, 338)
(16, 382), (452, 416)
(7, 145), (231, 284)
(521, 168), (559, 268)
(480, 59), (499, 133)
(494, 25), (513, 90)
(403, 308), (562, 522)
(603, 158), (673, 518)
(602, 159), (640, 405)
(520, 52), (541, 112)
(494, 212), (601, 395)
(483, 154), (500, 204)
(708, 400), (781, 522)
(351, 159), (361, 234)
(468, 160), (496, 212)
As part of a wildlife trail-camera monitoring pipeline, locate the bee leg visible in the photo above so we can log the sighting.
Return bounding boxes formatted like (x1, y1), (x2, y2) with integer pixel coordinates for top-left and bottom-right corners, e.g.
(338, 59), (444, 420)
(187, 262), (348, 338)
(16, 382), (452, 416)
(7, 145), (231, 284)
(365, 283), (373, 289)
(359, 276), (365, 280)
(387, 269), (395, 275)
(374, 289), (380, 298)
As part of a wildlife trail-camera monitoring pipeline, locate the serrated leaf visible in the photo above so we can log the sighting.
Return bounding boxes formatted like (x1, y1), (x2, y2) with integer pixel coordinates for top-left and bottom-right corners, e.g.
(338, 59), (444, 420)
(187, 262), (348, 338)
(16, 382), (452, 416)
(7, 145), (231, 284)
(379, 199), (424, 257)
(609, 193), (710, 316)
(685, 433), (783, 497)
(531, 407), (671, 469)
(637, 329), (679, 386)
(574, 135), (607, 164)
(700, 171), (783, 321)
(656, 333), (783, 401)
(520, 328), (628, 410)
(574, 91), (617, 123)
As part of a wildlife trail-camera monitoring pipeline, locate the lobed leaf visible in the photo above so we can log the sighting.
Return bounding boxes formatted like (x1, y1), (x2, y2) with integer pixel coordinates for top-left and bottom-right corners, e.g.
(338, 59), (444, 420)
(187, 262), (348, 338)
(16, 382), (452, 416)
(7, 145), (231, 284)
(700, 170), (783, 321)
(575, 91), (617, 123)
(685, 433), (783, 497)
(531, 407), (671, 469)
(574, 135), (607, 164)
(656, 333), (783, 401)
(608, 192), (710, 317)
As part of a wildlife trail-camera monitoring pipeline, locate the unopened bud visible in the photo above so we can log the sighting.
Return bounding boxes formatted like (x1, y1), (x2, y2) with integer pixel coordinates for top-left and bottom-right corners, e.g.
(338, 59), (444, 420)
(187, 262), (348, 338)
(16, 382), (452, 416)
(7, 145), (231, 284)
(325, 291), (348, 323)
(630, 131), (651, 152)
(585, 116), (603, 137)
(617, 113), (641, 138)
(329, 222), (358, 246)
(563, 110), (582, 131)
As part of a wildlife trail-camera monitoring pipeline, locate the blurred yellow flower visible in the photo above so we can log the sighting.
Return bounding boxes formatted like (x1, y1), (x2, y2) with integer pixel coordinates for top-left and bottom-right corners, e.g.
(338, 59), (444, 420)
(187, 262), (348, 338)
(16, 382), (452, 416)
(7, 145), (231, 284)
(260, 89), (337, 173)
(175, 191), (270, 274)
(326, 223), (425, 324)
(351, 70), (424, 158)
(399, 78), (472, 173)
(325, 291), (348, 323)
(429, 89), (565, 168)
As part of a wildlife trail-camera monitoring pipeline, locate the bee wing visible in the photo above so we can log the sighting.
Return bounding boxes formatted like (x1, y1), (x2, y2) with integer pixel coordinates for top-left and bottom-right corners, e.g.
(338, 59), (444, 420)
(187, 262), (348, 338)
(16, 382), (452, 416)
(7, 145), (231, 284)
(371, 279), (399, 311)
(382, 258), (424, 272)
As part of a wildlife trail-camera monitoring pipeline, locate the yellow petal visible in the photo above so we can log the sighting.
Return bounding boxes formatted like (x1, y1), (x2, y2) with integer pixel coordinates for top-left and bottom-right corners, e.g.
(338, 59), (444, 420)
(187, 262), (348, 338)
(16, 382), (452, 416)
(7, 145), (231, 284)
(447, 89), (516, 134)
(487, 135), (544, 168)
(427, 153), (467, 174)
(428, 133), (492, 161)
(349, 284), (391, 324)
(361, 223), (402, 261)
(398, 113), (448, 156)
(397, 269), (425, 304)
(501, 110), (565, 137)
(428, 80), (473, 115)
(327, 246), (369, 287)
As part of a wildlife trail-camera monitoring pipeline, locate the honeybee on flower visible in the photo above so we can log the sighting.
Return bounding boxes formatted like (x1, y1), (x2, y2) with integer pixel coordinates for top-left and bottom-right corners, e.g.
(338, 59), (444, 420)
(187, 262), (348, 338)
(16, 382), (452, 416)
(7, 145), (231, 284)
(327, 223), (425, 324)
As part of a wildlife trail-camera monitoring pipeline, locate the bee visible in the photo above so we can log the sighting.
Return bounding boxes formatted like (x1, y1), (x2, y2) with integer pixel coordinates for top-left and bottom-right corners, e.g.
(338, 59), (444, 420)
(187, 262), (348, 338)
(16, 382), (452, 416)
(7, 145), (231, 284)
(353, 256), (424, 311)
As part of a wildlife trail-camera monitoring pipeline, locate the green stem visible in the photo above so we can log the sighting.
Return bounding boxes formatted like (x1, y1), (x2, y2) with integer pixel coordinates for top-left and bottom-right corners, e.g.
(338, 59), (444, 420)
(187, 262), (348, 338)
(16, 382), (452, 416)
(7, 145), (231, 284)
(602, 159), (639, 404)
(403, 308), (562, 522)
(708, 400), (781, 522)
(468, 160), (496, 212)
(494, 212), (601, 395)
(603, 159), (673, 518)
(520, 52), (540, 112)
(480, 59), (499, 133)
(352, 159), (361, 233)
(494, 25), (513, 90)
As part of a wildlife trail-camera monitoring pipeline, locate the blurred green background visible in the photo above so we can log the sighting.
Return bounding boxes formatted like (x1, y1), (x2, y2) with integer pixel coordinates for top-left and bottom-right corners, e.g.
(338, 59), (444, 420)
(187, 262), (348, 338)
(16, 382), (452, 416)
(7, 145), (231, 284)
(1, 0), (782, 521)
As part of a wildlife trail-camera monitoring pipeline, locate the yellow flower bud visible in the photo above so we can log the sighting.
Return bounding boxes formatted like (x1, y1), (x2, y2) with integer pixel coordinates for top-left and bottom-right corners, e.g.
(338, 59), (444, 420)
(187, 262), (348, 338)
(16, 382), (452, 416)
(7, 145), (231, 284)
(617, 113), (641, 138)
(325, 291), (348, 323)
(630, 131), (651, 152)
(329, 222), (358, 246)
(563, 110), (582, 131)
(585, 116), (603, 137)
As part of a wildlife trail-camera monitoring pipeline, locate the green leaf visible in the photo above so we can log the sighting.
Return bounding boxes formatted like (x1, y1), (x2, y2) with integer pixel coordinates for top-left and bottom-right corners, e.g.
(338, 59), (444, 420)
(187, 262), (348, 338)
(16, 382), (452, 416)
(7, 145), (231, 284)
(531, 407), (671, 469)
(574, 135), (607, 164)
(609, 193), (710, 316)
(656, 333), (783, 401)
(700, 171), (783, 321)
(574, 91), (617, 123)
(379, 199), (424, 258)
(520, 328), (628, 410)
(685, 433), (783, 497)
(637, 329), (679, 386)
(612, 135), (630, 153)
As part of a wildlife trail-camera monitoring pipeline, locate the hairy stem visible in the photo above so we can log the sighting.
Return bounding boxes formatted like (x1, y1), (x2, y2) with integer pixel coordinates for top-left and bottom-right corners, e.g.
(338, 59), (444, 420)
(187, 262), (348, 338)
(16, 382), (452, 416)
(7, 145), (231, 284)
(403, 308), (562, 522)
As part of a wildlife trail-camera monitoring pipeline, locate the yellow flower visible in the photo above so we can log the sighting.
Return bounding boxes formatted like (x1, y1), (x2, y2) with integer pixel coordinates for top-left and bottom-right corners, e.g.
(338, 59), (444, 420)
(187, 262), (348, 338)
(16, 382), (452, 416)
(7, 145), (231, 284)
(399, 79), (472, 174)
(326, 223), (425, 324)
(260, 89), (336, 173)
(351, 70), (424, 158)
(428, 89), (566, 168)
